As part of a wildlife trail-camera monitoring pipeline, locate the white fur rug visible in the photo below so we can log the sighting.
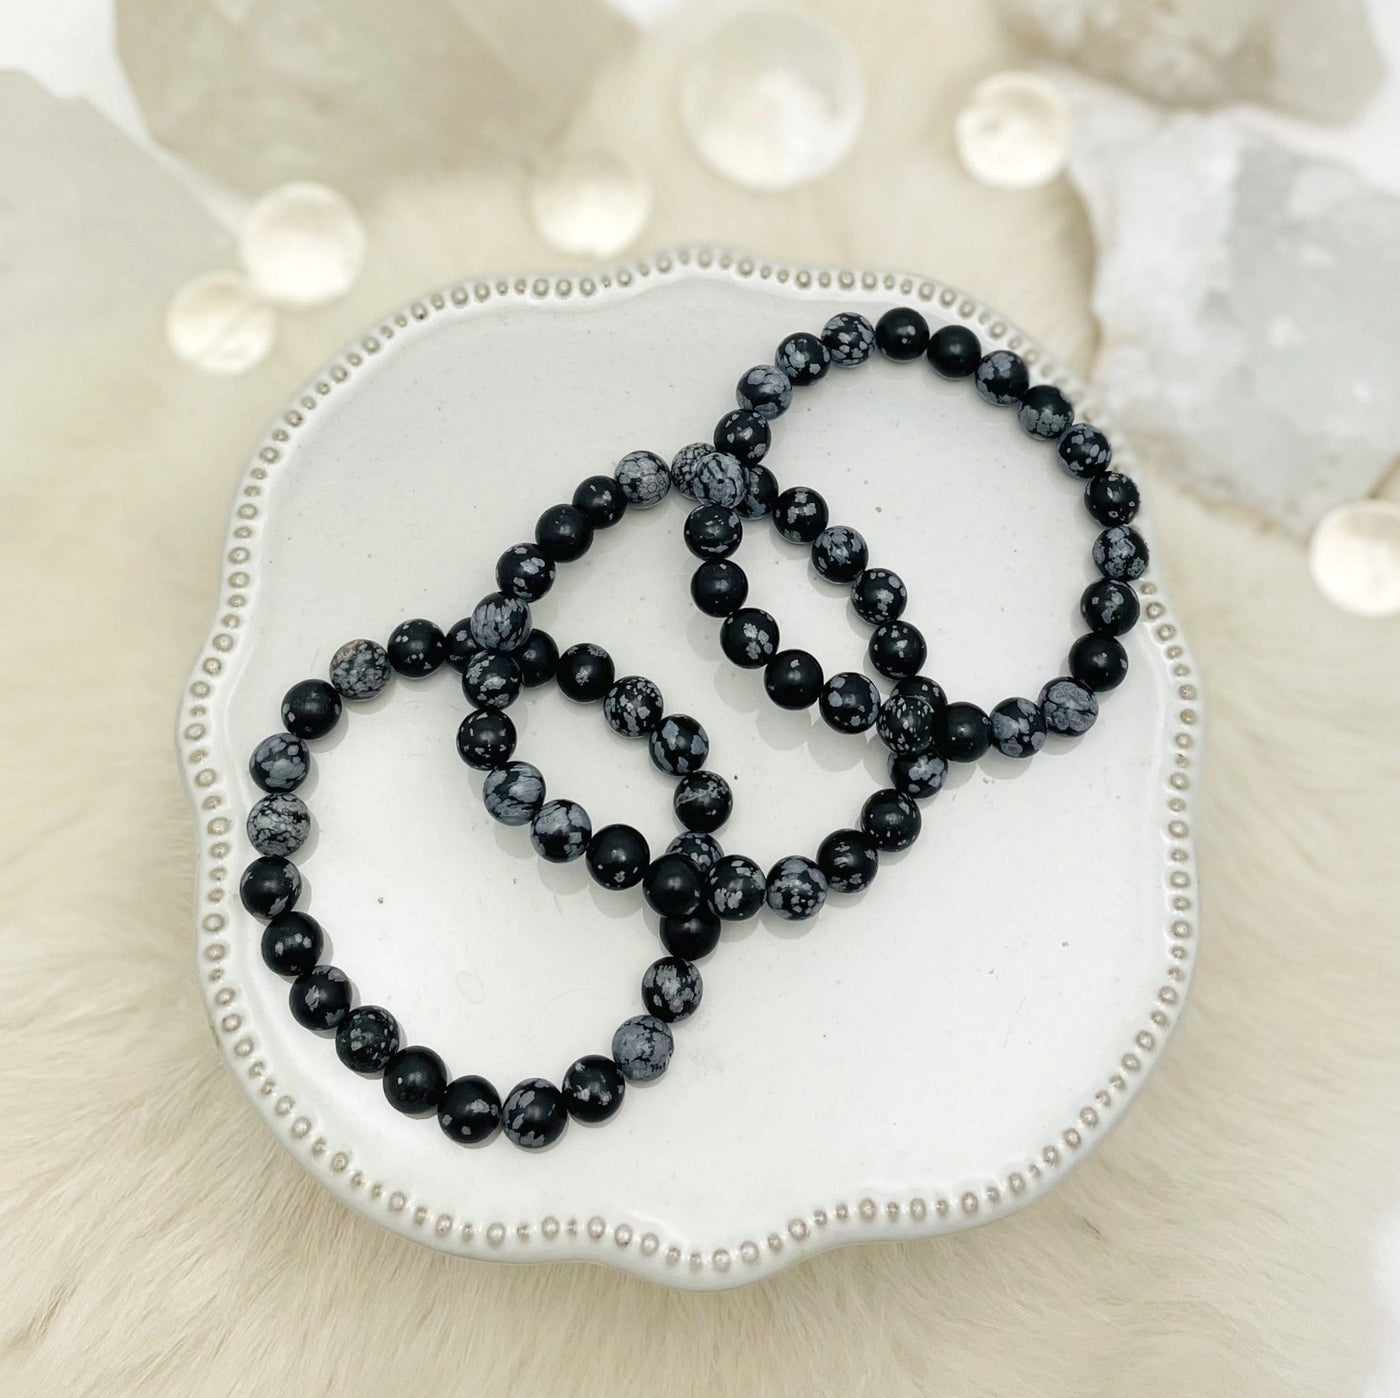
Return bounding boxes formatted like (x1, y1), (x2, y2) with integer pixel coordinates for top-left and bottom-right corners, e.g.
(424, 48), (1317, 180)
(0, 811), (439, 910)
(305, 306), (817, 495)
(4, 5), (1400, 1394)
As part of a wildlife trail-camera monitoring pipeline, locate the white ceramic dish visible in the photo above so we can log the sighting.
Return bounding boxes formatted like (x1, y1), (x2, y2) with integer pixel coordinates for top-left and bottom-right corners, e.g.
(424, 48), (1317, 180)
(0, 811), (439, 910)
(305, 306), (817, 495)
(179, 249), (1202, 1290)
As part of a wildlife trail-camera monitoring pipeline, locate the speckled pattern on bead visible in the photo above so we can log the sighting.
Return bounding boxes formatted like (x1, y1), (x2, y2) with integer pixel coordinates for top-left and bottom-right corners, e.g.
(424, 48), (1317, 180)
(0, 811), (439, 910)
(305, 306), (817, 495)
(668, 831), (723, 872)
(249, 732), (309, 793)
(765, 856), (829, 920)
(1039, 677), (1099, 736)
(670, 442), (709, 500)
(615, 449), (670, 507)
(247, 792), (310, 857)
(329, 638), (390, 699)
(691, 451), (746, 507)
(604, 676), (665, 737)
(821, 311), (875, 366)
(482, 761), (546, 826)
(612, 1015), (674, 1082)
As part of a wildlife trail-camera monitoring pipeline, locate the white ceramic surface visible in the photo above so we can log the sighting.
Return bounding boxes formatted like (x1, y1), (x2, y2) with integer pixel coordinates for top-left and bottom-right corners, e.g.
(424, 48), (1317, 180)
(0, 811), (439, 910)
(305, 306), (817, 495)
(179, 249), (1203, 1290)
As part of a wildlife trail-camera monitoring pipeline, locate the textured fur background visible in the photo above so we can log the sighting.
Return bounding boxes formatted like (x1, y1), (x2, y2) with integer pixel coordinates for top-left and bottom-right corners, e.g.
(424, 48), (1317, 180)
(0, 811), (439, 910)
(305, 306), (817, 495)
(4, 4), (1400, 1394)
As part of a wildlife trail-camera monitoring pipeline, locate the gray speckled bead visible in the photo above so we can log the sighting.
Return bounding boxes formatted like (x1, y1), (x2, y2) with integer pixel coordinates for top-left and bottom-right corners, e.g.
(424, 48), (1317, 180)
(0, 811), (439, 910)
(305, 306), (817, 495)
(1017, 384), (1074, 439)
(989, 696), (1047, 758)
(765, 855), (829, 921)
(648, 714), (709, 775)
(615, 449), (670, 508)
(248, 732), (309, 794)
(691, 450), (747, 508)
(822, 312), (876, 366)
(529, 799), (592, 862)
(611, 1014), (674, 1082)
(670, 442), (709, 501)
(668, 831), (723, 872)
(482, 761), (546, 826)
(246, 792), (310, 857)
(736, 364), (793, 419)
(603, 675), (664, 738)
(469, 591), (531, 653)
(329, 638), (391, 700)
(641, 957), (703, 1022)
(1093, 525), (1150, 581)
(1038, 677), (1099, 736)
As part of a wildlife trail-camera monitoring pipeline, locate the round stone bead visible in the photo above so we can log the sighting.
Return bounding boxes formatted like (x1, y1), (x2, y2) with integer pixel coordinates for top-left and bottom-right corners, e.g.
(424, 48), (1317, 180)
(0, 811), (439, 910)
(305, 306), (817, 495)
(330, 638), (390, 699)
(456, 709), (516, 770)
(1039, 676), (1099, 736)
(641, 956), (703, 1021)
(240, 855), (301, 919)
(861, 788), (922, 851)
(495, 543), (556, 602)
(562, 1056), (625, 1124)
(876, 306), (930, 361)
(1085, 472), (1141, 527)
(691, 559), (749, 617)
(670, 442), (710, 500)
(383, 1046), (448, 1115)
(612, 1016), (674, 1083)
(586, 824), (651, 890)
(660, 906), (722, 960)
(260, 910), (322, 977)
(1058, 423), (1112, 479)
(335, 1005), (401, 1074)
(989, 696), (1047, 758)
(1070, 633), (1129, 692)
(817, 828), (879, 893)
(1093, 525), (1149, 581)
(1081, 578), (1140, 636)
(720, 607), (780, 668)
(714, 409), (770, 466)
(736, 364), (792, 419)
(851, 567), (907, 624)
(462, 650), (522, 709)
(516, 629), (559, 687)
(650, 715), (709, 775)
(443, 618), (479, 673)
(876, 693), (936, 755)
(819, 671), (880, 733)
(529, 799), (591, 863)
(811, 525), (868, 583)
(571, 474), (627, 527)
(469, 591), (531, 654)
(604, 676), (665, 737)
(926, 324), (981, 378)
(889, 749), (948, 800)
(643, 853), (704, 917)
(249, 732), (309, 794)
(246, 792), (309, 858)
(739, 464), (779, 519)
(974, 349), (1029, 406)
(822, 311), (876, 366)
(482, 761), (546, 826)
(535, 502), (594, 562)
(764, 649), (823, 709)
(502, 1079), (568, 1149)
(893, 674), (948, 716)
(684, 504), (743, 559)
(556, 642), (614, 702)
(869, 620), (927, 679)
(1017, 384), (1074, 439)
(775, 330), (830, 386)
(289, 965), (351, 1032)
(437, 1075), (502, 1144)
(280, 679), (341, 739)
(668, 831), (724, 873)
(773, 486), (828, 543)
(692, 451), (747, 507)
(674, 769), (731, 832)
(706, 854), (767, 921)
(765, 855), (829, 921)
(615, 449), (670, 507)
(386, 618), (445, 677)
(934, 701), (991, 762)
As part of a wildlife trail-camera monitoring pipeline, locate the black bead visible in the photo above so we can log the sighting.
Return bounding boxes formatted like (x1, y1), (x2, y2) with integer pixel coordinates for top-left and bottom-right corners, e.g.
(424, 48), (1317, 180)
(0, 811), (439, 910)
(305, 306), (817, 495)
(329, 638), (390, 700)
(1017, 384), (1074, 440)
(572, 474), (627, 527)
(383, 1046), (448, 1116)
(289, 965), (351, 1031)
(989, 696), (1047, 758)
(889, 749), (948, 799)
(643, 853), (704, 917)
(386, 618), (445, 677)
(1093, 525), (1149, 581)
(819, 671), (881, 733)
(668, 831), (724, 873)
(335, 1005), (401, 1074)
(437, 1075), (502, 1144)
(892, 674), (947, 717)
(817, 828), (880, 893)
(1069, 633), (1129, 692)
(482, 762), (546, 826)
(974, 349), (1029, 406)
(651, 711), (706, 777)
(469, 590), (531, 654)
(604, 675), (665, 738)
(691, 559), (749, 617)
(684, 504), (744, 559)
(720, 607), (779, 668)
(249, 732), (309, 794)
(821, 311), (876, 366)
(535, 502), (594, 562)
(811, 525), (868, 583)
(774, 330), (830, 386)
(641, 956), (703, 1021)
(556, 642), (614, 702)
(764, 649), (823, 709)
(495, 543), (556, 601)
(240, 855), (301, 919)
(660, 906), (722, 960)
(1058, 423), (1112, 479)
(1039, 676), (1099, 736)
(876, 693), (937, 755)
(705, 854), (767, 921)
(765, 856), (829, 920)
(869, 620), (927, 679)
(261, 910), (323, 977)
(456, 708), (516, 770)
(502, 1078), (568, 1149)
(773, 486), (828, 543)
(515, 629), (559, 687)
(1085, 471), (1140, 526)
(673, 770), (732, 832)
(714, 408), (770, 466)
(280, 679), (341, 739)
(926, 324), (981, 378)
(934, 701), (990, 762)
(529, 799), (592, 863)
(861, 788), (922, 851)
(462, 650), (522, 709)
(851, 567), (907, 624)
(736, 364), (793, 419)
(586, 823), (651, 890)
(443, 618), (479, 673)
(562, 1056), (625, 1124)
(739, 464), (779, 519)
(615, 449), (671, 508)
(875, 306), (930, 360)
(1081, 578), (1140, 636)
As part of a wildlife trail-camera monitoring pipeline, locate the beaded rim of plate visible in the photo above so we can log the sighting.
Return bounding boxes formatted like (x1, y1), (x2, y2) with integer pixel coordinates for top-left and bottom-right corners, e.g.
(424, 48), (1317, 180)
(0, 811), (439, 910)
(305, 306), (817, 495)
(179, 246), (1203, 1288)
